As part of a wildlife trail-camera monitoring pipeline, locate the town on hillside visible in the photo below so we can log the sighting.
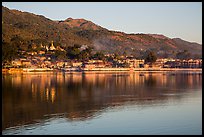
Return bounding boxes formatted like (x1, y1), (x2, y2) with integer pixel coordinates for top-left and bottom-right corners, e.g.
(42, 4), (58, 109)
(2, 41), (202, 73)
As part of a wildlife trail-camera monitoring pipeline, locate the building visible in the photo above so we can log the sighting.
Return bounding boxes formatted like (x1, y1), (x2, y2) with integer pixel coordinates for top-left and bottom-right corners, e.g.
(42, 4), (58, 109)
(163, 60), (181, 68)
(94, 61), (106, 68)
(22, 60), (32, 68)
(83, 63), (95, 69)
(38, 50), (45, 55)
(181, 59), (202, 68)
(12, 59), (22, 67)
(126, 59), (145, 68)
(49, 41), (56, 50)
(44, 60), (52, 68)
(56, 61), (65, 68)
(72, 62), (83, 67)
(56, 46), (65, 51)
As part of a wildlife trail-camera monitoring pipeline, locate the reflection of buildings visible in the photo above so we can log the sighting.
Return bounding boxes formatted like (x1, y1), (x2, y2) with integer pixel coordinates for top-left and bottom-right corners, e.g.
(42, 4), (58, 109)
(2, 72), (202, 130)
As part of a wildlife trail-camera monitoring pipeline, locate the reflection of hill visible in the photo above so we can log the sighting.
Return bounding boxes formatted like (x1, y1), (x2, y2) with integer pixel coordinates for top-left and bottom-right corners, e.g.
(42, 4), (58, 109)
(2, 72), (202, 130)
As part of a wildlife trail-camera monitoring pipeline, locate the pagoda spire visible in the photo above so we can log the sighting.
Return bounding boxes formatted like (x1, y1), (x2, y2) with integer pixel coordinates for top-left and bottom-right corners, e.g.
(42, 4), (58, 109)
(50, 40), (56, 50)
(51, 40), (54, 47)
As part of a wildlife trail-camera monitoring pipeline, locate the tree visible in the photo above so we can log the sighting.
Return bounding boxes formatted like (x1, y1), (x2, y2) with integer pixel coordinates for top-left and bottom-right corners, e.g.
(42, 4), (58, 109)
(176, 50), (191, 60)
(54, 50), (67, 60)
(79, 46), (94, 61)
(114, 52), (120, 60)
(66, 44), (81, 59)
(144, 51), (157, 64)
(123, 51), (127, 57)
(79, 50), (90, 61)
(93, 51), (105, 60)
(2, 41), (18, 63)
(66, 44), (93, 60)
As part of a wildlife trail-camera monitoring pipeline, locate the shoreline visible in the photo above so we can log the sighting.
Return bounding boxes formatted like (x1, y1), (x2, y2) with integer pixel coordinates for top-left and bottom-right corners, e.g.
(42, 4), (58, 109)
(2, 68), (202, 74)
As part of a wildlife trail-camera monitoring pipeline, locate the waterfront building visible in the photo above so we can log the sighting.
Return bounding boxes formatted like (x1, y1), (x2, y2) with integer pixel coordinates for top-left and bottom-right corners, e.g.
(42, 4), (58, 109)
(71, 62), (83, 67)
(83, 63), (96, 69)
(12, 59), (22, 67)
(22, 60), (32, 68)
(181, 59), (202, 68)
(126, 59), (145, 68)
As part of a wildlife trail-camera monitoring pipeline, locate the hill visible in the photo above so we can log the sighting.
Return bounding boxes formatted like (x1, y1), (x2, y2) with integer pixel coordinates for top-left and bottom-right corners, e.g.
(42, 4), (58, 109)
(2, 6), (202, 59)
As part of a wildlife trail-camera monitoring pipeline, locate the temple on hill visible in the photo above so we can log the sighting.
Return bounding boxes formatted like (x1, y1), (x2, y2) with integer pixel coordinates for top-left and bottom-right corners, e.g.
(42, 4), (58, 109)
(49, 41), (56, 50)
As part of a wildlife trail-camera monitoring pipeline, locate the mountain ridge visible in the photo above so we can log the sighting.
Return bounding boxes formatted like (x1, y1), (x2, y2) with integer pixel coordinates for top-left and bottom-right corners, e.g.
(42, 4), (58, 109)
(2, 6), (202, 58)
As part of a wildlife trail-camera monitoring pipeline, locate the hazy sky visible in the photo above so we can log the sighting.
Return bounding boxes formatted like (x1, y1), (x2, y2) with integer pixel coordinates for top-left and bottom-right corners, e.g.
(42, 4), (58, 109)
(2, 2), (202, 44)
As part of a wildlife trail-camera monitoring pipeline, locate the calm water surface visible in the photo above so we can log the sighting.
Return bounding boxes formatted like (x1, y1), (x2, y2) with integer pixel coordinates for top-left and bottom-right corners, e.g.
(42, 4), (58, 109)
(2, 71), (202, 135)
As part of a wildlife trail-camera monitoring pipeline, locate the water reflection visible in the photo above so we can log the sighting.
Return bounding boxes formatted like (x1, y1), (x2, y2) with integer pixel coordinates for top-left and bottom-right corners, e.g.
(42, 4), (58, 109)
(2, 71), (202, 131)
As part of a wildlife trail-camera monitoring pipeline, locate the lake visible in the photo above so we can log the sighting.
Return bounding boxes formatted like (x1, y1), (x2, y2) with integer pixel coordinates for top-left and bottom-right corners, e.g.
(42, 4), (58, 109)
(2, 71), (202, 135)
